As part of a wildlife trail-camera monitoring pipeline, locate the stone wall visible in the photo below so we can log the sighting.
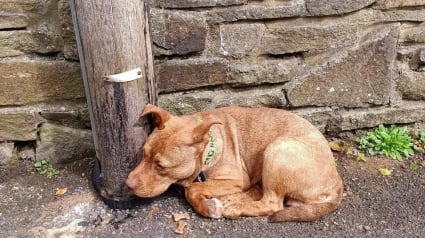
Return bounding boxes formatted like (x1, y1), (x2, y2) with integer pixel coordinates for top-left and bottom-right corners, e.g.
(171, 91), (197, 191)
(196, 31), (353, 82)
(1, 0), (425, 165)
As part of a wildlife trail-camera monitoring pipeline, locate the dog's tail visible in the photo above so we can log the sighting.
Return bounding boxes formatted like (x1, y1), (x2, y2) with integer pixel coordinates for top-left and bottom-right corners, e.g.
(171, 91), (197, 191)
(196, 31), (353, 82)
(267, 201), (340, 223)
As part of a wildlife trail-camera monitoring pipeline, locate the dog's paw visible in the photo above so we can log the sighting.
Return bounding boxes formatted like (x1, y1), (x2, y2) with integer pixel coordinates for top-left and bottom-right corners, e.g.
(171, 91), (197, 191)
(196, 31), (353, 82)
(203, 198), (223, 219)
(222, 203), (242, 220)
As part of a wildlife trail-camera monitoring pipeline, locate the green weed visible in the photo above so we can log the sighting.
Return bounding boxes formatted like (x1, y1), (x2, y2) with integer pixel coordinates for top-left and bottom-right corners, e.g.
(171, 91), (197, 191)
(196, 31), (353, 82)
(358, 125), (414, 161)
(410, 162), (419, 171)
(34, 157), (60, 179)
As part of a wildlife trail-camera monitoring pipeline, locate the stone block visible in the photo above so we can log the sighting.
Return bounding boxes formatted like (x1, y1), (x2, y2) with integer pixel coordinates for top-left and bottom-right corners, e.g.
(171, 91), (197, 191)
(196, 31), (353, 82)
(0, 0), (43, 11)
(0, 59), (84, 106)
(261, 19), (359, 55)
(0, 14), (28, 29)
(0, 46), (23, 58)
(400, 22), (425, 43)
(0, 30), (63, 56)
(332, 8), (425, 26)
(151, 9), (207, 56)
(305, 0), (375, 16)
(373, 0), (425, 9)
(397, 62), (425, 100)
(0, 112), (39, 141)
(38, 101), (91, 129)
(36, 123), (95, 165)
(379, 8), (425, 22)
(159, 85), (286, 115)
(26, 30), (63, 54)
(0, 102), (90, 142)
(0, 0), (64, 55)
(286, 24), (398, 108)
(328, 101), (425, 131)
(228, 58), (303, 86)
(59, 0), (78, 60)
(158, 0), (247, 8)
(156, 58), (228, 92)
(206, 2), (306, 23)
(291, 107), (334, 133)
(0, 31), (26, 57)
(0, 142), (14, 166)
(219, 23), (265, 58)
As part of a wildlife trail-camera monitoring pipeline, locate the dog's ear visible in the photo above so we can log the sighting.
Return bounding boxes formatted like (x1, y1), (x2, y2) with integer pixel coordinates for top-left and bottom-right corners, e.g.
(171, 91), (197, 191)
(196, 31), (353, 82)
(141, 104), (171, 130)
(192, 113), (222, 142)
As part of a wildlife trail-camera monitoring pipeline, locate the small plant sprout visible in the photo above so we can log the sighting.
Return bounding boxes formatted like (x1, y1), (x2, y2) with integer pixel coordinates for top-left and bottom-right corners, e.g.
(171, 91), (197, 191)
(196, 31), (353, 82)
(410, 162), (419, 171)
(358, 125), (414, 161)
(34, 157), (60, 179)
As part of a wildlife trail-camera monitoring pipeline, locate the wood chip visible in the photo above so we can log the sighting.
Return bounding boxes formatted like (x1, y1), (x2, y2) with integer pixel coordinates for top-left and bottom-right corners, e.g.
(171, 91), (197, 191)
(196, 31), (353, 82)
(55, 187), (67, 196)
(172, 212), (190, 222)
(174, 220), (188, 235)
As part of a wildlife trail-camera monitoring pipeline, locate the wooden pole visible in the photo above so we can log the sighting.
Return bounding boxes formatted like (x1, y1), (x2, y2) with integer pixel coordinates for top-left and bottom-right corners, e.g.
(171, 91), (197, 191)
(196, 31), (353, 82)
(70, 0), (156, 203)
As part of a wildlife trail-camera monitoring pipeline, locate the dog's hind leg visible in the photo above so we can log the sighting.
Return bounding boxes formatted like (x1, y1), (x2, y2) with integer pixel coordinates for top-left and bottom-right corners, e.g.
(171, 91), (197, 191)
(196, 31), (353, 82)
(222, 191), (340, 222)
(267, 200), (340, 222)
(254, 137), (342, 222)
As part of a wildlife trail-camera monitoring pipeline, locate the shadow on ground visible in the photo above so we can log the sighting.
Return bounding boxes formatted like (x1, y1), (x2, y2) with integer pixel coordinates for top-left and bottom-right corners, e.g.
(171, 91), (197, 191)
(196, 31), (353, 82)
(1, 144), (424, 237)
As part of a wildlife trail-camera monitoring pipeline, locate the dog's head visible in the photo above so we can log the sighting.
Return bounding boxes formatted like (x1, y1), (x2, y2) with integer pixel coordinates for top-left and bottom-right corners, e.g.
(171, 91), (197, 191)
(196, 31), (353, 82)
(126, 104), (221, 197)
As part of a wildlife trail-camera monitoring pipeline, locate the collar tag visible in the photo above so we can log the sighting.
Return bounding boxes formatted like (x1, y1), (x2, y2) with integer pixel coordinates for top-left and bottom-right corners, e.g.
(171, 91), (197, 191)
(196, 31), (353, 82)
(204, 129), (216, 165)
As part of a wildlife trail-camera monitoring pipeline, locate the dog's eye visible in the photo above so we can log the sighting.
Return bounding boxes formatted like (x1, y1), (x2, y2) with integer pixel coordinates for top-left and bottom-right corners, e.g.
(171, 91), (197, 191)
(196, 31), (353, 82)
(155, 163), (166, 172)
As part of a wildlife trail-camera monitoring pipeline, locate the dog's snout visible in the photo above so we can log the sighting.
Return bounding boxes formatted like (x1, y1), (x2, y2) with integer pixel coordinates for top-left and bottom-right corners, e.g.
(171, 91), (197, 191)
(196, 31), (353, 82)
(125, 175), (136, 191)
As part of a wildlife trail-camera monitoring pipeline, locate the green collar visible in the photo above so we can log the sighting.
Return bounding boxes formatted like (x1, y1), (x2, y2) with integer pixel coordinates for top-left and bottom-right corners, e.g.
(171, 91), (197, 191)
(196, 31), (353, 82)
(204, 129), (216, 165)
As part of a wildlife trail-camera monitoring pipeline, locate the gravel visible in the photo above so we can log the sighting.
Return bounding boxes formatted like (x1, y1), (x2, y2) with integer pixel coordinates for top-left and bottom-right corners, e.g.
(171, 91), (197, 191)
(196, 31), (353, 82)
(1, 150), (424, 238)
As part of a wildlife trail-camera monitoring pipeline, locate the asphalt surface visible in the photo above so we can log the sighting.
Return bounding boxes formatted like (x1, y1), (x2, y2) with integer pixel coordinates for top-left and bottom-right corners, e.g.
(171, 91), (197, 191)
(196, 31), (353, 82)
(1, 147), (424, 238)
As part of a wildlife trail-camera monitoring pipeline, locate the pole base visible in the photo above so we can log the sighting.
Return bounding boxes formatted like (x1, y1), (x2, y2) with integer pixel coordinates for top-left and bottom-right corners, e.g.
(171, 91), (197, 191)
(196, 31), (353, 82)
(91, 159), (183, 209)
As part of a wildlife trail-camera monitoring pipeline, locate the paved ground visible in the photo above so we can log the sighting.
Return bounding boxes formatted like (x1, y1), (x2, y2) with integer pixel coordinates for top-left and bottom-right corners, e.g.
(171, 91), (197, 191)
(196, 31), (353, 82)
(1, 140), (424, 238)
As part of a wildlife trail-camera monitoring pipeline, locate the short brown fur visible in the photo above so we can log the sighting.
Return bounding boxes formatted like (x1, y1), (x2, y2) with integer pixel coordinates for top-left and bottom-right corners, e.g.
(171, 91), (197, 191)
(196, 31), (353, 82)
(126, 104), (343, 222)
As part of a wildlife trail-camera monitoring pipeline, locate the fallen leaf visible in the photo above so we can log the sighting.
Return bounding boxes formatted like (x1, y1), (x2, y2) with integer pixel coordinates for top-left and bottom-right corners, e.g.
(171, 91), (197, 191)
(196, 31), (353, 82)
(356, 152), (367, 162)
(172, 212), (190, 222)
(55, 187), (67, 196)
(329, 140), (343, 152)
(345, 146), (354, 155)
(378, 168), (392, 176)
(174, 220), (188, 235)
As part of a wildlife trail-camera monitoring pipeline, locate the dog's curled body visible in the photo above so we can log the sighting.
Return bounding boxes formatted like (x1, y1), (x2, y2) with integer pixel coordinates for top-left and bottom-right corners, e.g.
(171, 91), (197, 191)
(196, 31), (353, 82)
(126, 104), (343, 222)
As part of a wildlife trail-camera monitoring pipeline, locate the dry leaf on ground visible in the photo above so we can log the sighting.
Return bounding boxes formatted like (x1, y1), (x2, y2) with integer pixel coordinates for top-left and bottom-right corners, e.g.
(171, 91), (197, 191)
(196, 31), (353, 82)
(329, 140), (343, 152)
(379, 168), (392, 176)
(172, 212), (190, 222)
(174, 220), (188, 235)
(55, 187), (67, 196)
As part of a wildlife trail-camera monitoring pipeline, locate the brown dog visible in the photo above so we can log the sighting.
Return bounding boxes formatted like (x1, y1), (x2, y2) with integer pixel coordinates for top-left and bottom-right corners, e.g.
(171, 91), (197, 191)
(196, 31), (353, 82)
(126, 104), (343, 222)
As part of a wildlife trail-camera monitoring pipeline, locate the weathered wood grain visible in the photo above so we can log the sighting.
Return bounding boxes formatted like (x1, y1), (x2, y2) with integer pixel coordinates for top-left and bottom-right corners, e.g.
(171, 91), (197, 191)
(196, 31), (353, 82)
(72, 0), (156, 200)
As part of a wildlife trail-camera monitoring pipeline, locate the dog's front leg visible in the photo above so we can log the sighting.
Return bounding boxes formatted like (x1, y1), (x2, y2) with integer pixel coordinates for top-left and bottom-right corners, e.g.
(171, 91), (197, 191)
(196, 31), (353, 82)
(185, 180), (243, 219)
